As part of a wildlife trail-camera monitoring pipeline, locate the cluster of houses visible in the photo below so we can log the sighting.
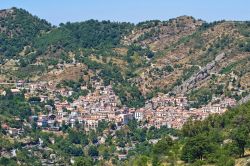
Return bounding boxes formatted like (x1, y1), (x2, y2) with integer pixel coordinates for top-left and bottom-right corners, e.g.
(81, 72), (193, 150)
(2, 79), (237, 132)
(0, 79), (239, 163)
(132, 94), (236, 129)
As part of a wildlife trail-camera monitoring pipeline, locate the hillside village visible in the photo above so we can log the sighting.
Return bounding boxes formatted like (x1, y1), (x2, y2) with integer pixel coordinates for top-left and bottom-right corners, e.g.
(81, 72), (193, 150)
(1, 77), (237, 133)
(1, 7), (250, 166)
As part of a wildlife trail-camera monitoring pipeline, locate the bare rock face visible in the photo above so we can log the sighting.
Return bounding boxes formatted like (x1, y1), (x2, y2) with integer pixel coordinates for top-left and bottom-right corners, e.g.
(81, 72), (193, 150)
(215, 53), (225, 62)
(173, 52), (225, 94)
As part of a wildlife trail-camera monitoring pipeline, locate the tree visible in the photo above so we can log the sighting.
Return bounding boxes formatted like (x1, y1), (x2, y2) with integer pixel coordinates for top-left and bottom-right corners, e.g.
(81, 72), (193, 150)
(103, 149), (110, 160)
(28, 96), (41, 103)
(73, 157), (93, 166)
(152, 155), (160, 166)
(153, 136), (173, 155)
(68, 130), (81, 144)
(97, 120), (108, 134)
(127, 119), (138, 132)
(231, 126), (249, 157)
(150, 136), (174, 166)
(216, 155), (235, 166)
(88, 145), (99, 157)
(89, 131), (98, 144)
(0, 158), (17, 166)
(110, 123), (117, 130)
(134, 155), (149, 166)
(61, 121), (69, 132)
(181, 134), (214, 163)
(146, 50), (154, 58)
(164, 65), (174, 73)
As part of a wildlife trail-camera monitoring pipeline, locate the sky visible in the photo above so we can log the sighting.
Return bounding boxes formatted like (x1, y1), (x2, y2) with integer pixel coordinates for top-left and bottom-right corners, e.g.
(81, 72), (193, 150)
(1, 0), (250, 25)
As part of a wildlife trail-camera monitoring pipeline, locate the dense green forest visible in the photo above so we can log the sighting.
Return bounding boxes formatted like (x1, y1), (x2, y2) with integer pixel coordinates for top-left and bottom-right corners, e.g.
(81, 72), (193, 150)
(34, 20), (134, 51)
(0, 8), (51, 57)
(0, 8), (134, 58)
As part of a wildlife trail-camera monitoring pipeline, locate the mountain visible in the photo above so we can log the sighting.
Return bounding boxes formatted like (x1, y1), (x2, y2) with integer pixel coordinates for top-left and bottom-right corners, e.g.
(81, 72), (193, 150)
(0, 8), (51, 58)
(1, 8), (250, 165)
(1, 8), (249, 108)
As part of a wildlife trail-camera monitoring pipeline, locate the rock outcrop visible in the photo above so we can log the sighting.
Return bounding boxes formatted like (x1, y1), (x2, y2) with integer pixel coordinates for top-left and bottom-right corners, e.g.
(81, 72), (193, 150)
(173, 52), (226, 94)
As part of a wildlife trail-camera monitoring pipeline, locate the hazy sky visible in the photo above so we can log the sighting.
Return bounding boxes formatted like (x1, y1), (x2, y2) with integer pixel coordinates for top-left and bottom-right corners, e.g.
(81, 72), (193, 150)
(1, 0), (250, 25)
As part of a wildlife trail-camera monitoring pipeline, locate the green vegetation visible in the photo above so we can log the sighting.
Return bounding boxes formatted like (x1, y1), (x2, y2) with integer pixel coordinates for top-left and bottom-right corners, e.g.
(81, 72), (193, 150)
(113, 83), (145, 108)
(125, 101), (250, 166)
(137, 20), (161, 29)
(128, 45), (154, 59)
(1, 8), (249, 110)
(35, 20), (134, 51)
(203, 35), (231, 64)
(163, 65), (174, 73)
(220, 61), (240, 74)
(239, 41), (250, 52)
(220, 57), (250, 75)
(137, 28), (160, 42)
(0, 90), (31, 121)
(182, 66), (200, 81)
(198, 20), (225, 31)
(1, 7), (250, 166)
(237, 21), (250, 37)
(188, 88), (212, 108)
(13, 64), (46, 79)
(0, 8), (51, 57)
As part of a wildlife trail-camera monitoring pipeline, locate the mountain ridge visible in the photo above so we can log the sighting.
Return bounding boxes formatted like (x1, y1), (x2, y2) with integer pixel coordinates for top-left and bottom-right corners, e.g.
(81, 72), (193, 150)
(0, 7), (250, 108)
